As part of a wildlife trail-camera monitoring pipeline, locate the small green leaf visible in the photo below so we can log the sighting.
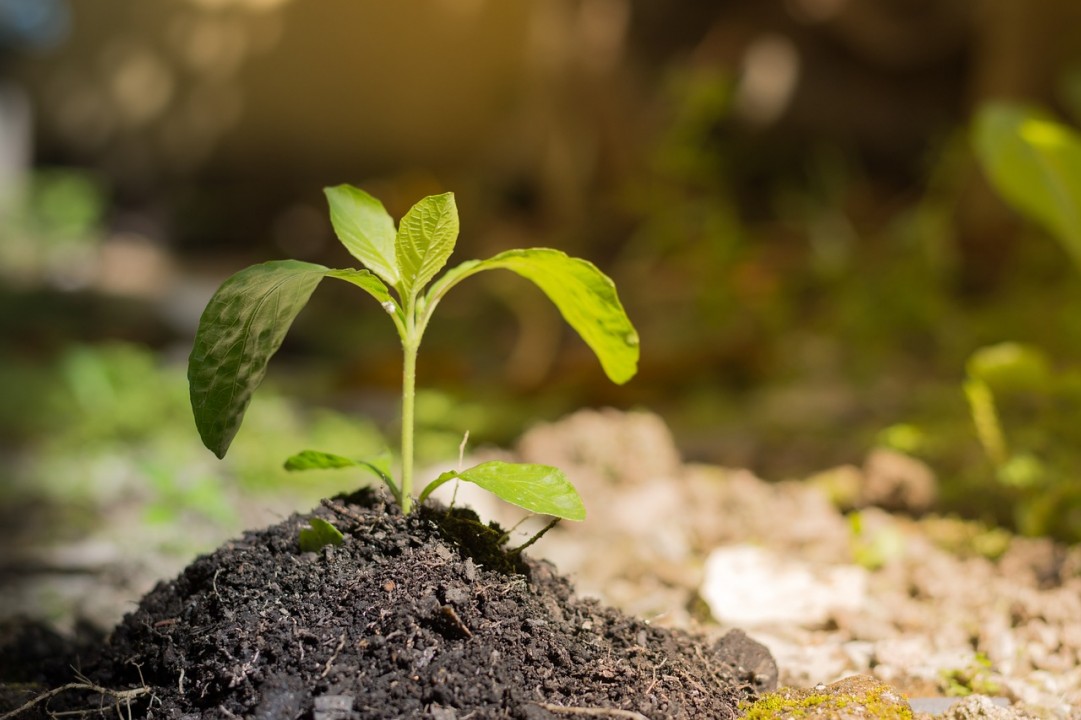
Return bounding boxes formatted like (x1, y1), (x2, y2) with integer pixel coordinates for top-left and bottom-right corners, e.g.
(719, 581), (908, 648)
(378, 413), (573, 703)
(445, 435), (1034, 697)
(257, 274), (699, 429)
(325, 185), (400, 287)
(298, 517), (344, 552)
(419, 460), (586, 521)
(283, 449), (397, 496)
(395, 192), (458, 296)
(326, 268), (394, 307)
(284, 449), (362, 471)
(189, 260), (330, 458)
(973, 103), (1081, 269)
(427, 249), (639, 383)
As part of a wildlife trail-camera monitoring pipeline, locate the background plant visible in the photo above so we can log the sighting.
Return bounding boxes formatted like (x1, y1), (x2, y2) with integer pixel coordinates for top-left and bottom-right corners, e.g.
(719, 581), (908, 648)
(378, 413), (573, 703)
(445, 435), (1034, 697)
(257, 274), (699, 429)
(188, 185), (639, 520)
(953, 103), (1081, 540)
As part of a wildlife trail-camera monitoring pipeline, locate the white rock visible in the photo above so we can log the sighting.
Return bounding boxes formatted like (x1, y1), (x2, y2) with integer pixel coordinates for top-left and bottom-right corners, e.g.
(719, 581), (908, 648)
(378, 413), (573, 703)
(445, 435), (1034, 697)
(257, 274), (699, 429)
(700, 545), (868, 627)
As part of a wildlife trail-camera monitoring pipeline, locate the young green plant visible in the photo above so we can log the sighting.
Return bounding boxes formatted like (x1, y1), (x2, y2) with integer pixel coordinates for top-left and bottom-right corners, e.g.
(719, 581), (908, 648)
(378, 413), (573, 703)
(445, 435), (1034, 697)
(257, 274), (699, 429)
(188, 185), (639, 521)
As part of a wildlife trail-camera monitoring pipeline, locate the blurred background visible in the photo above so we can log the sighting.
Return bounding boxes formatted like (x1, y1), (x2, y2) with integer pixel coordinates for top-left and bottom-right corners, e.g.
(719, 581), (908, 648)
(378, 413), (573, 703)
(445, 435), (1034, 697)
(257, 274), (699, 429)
(3, 0), (1081, 628)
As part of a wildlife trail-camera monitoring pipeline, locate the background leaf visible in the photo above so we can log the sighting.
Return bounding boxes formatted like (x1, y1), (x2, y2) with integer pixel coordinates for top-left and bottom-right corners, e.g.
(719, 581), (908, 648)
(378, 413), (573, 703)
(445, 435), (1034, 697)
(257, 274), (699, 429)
(428, 249), (639, 384)
(395, 192), (458, 296)
(421, 460), (585, 520)
(973, 103), (1081, 269)
(189, 260), (329, 458)
(325, 185), (400, 287)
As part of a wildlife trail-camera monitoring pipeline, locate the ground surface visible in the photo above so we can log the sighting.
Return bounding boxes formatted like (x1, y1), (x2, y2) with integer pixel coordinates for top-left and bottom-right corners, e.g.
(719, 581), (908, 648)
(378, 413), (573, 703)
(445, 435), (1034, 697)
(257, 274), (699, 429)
(0, 488), (774, 719)
(3, 409), (1081, 719)
(476, 410), (1081, 719)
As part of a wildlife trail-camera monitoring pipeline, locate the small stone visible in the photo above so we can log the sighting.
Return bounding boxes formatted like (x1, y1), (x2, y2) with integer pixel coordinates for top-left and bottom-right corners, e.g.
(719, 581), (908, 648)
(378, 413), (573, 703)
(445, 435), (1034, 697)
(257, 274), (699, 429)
(863, 448), (936, 513)
(429, 704), (458, 720)
(313, 694), (353, 720)
(910, 695), (1016, 718)
(443, 585), (470, 606)
(463, 557), (476, 582)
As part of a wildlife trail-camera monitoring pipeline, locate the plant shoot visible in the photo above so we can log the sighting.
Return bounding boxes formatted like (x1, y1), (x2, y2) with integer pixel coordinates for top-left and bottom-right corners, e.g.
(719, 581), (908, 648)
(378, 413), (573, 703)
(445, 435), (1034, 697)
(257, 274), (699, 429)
(188, 185), (639, 520)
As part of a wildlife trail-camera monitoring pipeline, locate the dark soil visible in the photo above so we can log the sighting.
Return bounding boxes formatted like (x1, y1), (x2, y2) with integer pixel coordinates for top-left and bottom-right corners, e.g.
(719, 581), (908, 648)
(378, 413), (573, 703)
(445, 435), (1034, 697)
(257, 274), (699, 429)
(0, 489), (776, 719)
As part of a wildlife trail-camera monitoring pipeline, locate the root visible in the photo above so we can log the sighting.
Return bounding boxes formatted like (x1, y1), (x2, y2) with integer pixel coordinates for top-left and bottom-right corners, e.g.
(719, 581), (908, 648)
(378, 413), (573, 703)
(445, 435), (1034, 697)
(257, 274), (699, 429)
(0, 681), (150, 719)
(533, 703), (651, 720)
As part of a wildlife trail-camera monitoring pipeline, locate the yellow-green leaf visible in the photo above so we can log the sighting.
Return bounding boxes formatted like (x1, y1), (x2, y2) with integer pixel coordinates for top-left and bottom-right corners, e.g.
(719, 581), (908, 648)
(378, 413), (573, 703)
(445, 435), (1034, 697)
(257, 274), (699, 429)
(973, 103), (1081, 269)
(419, 460), (585, 521)
(395, 192), (458, 296)
(325, 185), (400, 287)
(427, 248), (639, 384)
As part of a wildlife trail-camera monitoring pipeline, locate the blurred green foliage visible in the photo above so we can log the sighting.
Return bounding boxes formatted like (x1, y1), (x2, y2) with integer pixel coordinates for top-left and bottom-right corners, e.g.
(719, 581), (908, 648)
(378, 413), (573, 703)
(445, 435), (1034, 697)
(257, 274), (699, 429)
(0, 169), (105, 287)
(949, 104), (1081, 542)
(974, 103), (1081, 269)
(8, 86), (1081, 551)
(963, 343), (1081, 541)
(613, 76), (1081, 542)
(875, 105), (1081, 542)
(0, 343), (391, 549)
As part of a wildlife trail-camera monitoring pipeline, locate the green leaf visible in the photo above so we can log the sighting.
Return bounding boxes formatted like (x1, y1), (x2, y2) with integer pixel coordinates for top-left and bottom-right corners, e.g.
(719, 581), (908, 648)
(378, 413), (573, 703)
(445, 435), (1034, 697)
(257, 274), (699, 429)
(283, 449), (397, 497)
(973, 103), (1081, 269)
(189, 260), (330, 458)
(284, 449), (361, 470)
(966, 342), (1051, 394)
(419, 460), (586, 521)
(427, 248), (639, 384)
(325, 185), (400, 287)
(326, 268), (393, 306)
(298, 517), (344, 552)
(395, 192), (458, 296)
(326, 269), (402, 326)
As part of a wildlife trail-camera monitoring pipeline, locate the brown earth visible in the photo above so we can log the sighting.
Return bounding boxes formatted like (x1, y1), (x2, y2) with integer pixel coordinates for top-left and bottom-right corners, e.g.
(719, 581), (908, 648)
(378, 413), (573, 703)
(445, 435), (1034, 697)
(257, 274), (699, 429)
(0, 488), (775, 719)
(4, 408), (1081, 719)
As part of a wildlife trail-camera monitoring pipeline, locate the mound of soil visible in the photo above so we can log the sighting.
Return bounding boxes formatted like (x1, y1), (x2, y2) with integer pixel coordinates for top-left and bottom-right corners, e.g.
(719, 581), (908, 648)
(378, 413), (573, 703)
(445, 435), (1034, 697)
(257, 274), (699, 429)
(2, 488), (776, 719)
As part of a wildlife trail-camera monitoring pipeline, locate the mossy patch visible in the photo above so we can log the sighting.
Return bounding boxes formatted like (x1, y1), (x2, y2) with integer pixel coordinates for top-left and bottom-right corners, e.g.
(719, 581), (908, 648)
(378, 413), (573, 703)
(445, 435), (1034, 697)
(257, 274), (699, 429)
(742, 675), (913, 720)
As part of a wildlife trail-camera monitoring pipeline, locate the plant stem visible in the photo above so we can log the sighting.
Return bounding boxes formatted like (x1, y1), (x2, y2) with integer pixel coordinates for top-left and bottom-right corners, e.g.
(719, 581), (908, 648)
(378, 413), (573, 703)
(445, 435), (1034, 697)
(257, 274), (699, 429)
(400, 333), (418, 514)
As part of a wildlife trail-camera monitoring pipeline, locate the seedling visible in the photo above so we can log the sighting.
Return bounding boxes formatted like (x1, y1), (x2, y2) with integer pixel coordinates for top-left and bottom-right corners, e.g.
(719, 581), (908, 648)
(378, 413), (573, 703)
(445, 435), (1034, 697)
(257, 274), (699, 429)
(298, 517), (344, 553)
(188, 185), (638, 523)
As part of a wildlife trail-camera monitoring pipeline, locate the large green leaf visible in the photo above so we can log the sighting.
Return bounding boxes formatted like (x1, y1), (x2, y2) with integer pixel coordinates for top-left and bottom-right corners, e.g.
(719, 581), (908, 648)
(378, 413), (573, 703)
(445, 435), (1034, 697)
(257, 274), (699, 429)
(189, 260), (330, 458)
(427, 248), (639, 384)
(419, 460), (585, 521)
(395, 192), (458, 296)
(973, 103), (1081, 269)
(325, 185), (400, 287)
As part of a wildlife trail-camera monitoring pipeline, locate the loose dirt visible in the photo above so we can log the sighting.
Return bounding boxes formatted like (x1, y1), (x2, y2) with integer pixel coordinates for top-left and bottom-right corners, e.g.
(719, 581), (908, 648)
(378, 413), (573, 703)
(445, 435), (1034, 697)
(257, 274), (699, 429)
(0, 488), (775, 719)
(5, 408), (1081, 719)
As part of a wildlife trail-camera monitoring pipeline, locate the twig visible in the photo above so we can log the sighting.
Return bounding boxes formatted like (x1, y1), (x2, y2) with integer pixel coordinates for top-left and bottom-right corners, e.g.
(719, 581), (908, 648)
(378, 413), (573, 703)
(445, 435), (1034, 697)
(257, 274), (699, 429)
(533, 704), (650, 720)
(321, 498), (368, 526)
(510, 517), (560, 555)
(0, 682), (150, 720)
(440, 605), (474, 639)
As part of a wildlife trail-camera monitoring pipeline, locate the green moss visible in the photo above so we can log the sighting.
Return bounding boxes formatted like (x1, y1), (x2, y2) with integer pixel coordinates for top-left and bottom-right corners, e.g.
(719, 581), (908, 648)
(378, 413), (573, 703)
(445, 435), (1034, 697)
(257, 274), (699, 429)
(740, 683), (913, 720)
(939, 653), (1001, 697)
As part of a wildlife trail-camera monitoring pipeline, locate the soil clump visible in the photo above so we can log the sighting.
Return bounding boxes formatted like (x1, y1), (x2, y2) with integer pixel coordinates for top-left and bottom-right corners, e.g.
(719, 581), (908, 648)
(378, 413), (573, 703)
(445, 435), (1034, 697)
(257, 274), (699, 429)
(1, 488), (775, 719)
